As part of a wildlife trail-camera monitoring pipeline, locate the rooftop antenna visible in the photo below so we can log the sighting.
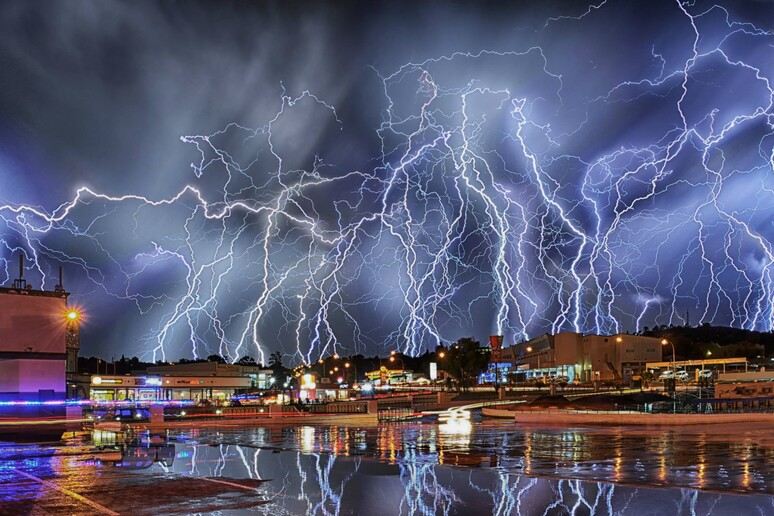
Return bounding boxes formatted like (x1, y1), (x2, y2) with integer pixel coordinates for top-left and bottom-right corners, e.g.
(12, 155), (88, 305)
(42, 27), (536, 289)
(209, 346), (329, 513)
(12, 253), (27, 290)
(55, 266), (64, 292)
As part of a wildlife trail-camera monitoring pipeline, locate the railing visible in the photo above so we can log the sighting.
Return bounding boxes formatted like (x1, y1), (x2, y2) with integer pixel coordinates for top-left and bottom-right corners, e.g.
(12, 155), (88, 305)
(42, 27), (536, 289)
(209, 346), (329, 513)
(306, 401), (368, 414)
(490, 398), (774, 415)
(377, 407), (418, 422)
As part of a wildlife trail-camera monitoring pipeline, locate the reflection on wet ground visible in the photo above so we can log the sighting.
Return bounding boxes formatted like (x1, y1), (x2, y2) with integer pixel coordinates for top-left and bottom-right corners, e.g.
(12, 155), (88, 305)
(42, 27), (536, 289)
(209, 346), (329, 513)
(1, 419), (773, 514)
(201, 419), (774, 494)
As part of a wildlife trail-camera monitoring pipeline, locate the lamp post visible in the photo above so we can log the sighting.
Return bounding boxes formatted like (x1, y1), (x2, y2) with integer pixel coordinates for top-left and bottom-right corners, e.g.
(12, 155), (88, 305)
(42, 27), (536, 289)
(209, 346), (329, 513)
(389, 354), (405, 384)
(661, 339), (675, 374)
(344, 361), (358, 385)
(526, 346), (541, 373)
(662, 338), (676, 397)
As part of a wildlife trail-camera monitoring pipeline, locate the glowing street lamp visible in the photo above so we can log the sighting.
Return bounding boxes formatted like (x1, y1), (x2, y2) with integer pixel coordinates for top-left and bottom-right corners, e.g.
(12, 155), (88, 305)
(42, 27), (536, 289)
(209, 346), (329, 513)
(525, 346), (540, 370)
(344, 361), (358, 384)
(389, 354), (405, 373)
(662, 339), (676, 377)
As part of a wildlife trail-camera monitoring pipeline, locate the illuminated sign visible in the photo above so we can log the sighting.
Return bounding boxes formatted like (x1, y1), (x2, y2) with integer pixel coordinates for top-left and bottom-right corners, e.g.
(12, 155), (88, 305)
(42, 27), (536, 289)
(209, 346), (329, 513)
(145, 377), (162, 386)
(91, 377), (123, 385)
(430, 362), (437, 380)
(301, 374), (316, 390)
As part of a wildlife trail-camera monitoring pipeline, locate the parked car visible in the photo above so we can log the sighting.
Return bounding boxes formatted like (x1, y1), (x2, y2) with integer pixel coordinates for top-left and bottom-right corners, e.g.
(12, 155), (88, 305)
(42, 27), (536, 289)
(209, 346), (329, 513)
(675, 370), (690, 382)
(698, 369), (714, 380)
(658, 370), (675, 380)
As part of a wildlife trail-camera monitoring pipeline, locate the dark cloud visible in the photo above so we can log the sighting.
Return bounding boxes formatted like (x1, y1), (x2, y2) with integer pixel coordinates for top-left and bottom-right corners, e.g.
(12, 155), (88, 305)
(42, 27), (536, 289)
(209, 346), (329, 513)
(1, 1), (773, 361)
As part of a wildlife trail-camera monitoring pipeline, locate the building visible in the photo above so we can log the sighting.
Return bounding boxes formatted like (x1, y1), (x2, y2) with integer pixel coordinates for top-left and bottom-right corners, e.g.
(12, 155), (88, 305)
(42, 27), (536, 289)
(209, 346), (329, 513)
(0, 259), (75, 401)
(715, 370), (774, 399)
(364, 366), (416, 385)
(89, 374), (254, 402)
(89, 362), (274, 402)
(145, 362), (275, 389)
(492, 332), (663, 384)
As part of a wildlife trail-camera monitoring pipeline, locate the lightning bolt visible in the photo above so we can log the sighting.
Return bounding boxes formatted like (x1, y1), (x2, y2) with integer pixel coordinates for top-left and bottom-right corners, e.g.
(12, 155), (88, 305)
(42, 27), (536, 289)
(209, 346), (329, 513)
(1, 1), (772, 361)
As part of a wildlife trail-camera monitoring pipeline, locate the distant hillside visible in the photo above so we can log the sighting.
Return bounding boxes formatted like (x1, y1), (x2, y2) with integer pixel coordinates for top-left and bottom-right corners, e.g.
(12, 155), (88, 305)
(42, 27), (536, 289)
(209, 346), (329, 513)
(641, 324), (773, 361)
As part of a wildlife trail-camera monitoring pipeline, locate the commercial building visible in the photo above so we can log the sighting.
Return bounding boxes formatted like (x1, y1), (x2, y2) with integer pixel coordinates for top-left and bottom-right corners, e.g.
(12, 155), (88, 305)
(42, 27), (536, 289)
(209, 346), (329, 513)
(90, 362), (274, 401)
(715, 370), (774, 399)
(0, 259), (76, 401)
(492, 332), (663, 383)
(90, 374), (253, 402)
(365, 366), (420, 385)
(296, 373), (353, 402)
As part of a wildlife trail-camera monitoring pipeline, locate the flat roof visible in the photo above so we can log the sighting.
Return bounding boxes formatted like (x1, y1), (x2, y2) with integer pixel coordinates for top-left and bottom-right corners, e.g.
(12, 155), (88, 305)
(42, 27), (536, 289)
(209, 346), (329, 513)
(0, 286), (69, 299)
(646, 357), (748, 368)
(717, 371), (774, 382)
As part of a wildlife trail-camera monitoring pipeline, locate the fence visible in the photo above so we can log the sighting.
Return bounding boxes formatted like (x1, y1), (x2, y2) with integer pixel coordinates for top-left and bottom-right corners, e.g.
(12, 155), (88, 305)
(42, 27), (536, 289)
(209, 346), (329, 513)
(306, 401), (369, 414)
(377, 407), (418, 422)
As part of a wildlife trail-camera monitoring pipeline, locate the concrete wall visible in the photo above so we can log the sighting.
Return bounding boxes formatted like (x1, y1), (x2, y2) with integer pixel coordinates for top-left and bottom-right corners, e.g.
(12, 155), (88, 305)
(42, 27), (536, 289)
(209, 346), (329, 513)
(582, 335), (617, 381)
(0, 292), (67, 353)
(0, 359), (65, 400)
(617, 335), (662, 365)
(716, 381), (774, 398)
(554, 332), (583, 365)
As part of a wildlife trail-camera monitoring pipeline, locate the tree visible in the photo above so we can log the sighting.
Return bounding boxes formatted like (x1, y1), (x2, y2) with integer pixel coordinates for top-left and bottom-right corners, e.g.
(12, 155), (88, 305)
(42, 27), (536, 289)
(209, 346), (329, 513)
(207, 354), (226, 364)
(443, 337), (490, 391)
(236, 355), (257, 366)
(269, 351), (290, 388)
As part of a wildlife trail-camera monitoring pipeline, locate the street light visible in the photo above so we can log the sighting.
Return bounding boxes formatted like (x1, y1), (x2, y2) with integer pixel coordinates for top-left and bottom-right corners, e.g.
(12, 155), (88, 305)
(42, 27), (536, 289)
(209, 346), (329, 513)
(389, 355), (405, 383)
(661, 339), (675, 370)
(661, 339), (677, 397)
(438, 351), (445, 359)
(525, 346), (540, 372)
(389, 355), (404, 367)
(344, 362), (358, 384)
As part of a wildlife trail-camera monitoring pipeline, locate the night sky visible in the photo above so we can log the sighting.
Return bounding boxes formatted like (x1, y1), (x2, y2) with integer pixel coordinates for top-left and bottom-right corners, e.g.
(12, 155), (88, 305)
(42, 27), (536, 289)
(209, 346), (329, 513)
(1, 1), (773, 364)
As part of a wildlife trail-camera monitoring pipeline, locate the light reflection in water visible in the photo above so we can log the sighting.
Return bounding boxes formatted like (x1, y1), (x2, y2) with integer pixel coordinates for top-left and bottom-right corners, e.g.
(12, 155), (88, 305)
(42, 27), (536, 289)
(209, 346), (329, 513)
(2, 430), (774, 516)
(300, 426), (315, 454)
(183, 420), (772, 496)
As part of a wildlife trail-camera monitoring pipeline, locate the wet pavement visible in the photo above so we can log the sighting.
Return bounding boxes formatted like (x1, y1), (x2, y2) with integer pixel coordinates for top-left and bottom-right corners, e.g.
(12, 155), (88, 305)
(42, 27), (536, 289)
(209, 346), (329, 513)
(1, 418), (773, 514)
